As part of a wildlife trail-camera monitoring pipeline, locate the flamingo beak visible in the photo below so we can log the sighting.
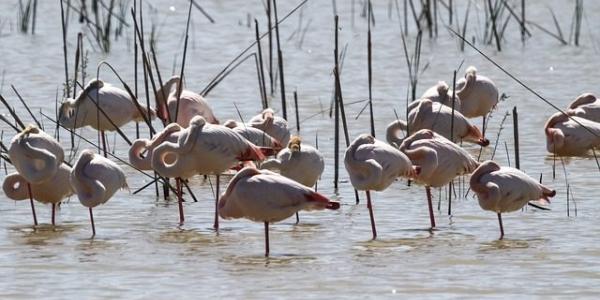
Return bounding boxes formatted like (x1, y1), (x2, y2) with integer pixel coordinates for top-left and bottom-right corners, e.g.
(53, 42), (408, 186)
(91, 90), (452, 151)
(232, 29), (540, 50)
(477, 138), (490, 147)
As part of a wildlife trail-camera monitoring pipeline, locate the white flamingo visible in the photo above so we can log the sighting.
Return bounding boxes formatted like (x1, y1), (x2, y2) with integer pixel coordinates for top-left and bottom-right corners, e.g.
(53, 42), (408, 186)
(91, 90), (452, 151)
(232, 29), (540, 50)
(567, 93), (600, 122)
(455, 66), (499, 122)
(129, 123), (183, 170)
(419, 81), (463, 111)
(544, 111), (600, 156)
(224, 119), (282, 150)
(3, 163), (73, 225)
(386, 99), (489, 147)
(151, 116), (266, 227)
(344, 134), (418, 239)
(470, 160), (556, 239)
(7, 125), (64, 225)
(399, 129), (479, 228)
(249, 108), (291, 146)
(261, 136), (324, 223)
(70, 149), (128, 236)
(155, 75), (219, 127)
(218, 167), (340, 256)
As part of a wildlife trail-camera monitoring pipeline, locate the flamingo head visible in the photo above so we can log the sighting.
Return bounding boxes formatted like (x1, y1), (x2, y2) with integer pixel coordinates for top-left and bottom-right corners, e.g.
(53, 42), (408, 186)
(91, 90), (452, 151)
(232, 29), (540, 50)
(223, 119), (239, 129)
(288, 135), (302, 153)
(355, 134), (376, 145)
(58, 98), (78, 128)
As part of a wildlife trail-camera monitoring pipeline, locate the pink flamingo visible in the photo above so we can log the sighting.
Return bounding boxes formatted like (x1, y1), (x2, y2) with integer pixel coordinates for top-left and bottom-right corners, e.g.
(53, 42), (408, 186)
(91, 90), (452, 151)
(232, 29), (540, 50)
(419, 81), (463, 111)
(70, 149), (128, 236)
(218, 167), (340, 256)
(344, 134), (418, 239)
(7, 125), (64, 225)
(567, 93), (600, 122)
(249, 108), (291, 146)
(129, 123), (183, 170)
(455, 66), (499, 131)
(386, 99), (489, 147)
(470, 160), (556, 239)
(224, 119), (282, 150)
(151, 116), (266, 227)
(398, 129), (479, 229)
(544, 111), (600, 156)
(3, 163), (73, 225)
(155, 76), (219, 127)
(261, 136), (324, 223)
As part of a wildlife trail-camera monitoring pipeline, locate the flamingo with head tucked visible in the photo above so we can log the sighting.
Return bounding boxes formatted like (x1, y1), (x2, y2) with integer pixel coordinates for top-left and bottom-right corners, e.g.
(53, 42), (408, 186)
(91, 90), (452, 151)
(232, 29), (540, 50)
(455, 66), (499, 130)
(151, 116), (266, 228)
(344, 134), (418, 239)
(566, 93), (600, 122)
(155, 75), (219, 127)
(544, 111), (600, 156)
(470, 160), (556, 239)
(223, 119), (282, 150)
(3, 164), (73, 225)
(8, 125), (65, 225)
(218, 167), (340, 256)
(129, 123), (183, 170)
(419, 81), (463, 111)
(249, 108), (291, 146)
(59, 79), (155, 155)
(70, 149), (128, 236)
(261, 136), (324, 223)
(386, 99), (489, 148)
(398, 129), (479, 229)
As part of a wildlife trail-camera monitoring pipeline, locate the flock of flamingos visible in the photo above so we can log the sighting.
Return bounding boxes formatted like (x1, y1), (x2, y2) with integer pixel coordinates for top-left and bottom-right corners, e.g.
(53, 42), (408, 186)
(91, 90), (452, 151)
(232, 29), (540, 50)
(4, 65), (599, 256)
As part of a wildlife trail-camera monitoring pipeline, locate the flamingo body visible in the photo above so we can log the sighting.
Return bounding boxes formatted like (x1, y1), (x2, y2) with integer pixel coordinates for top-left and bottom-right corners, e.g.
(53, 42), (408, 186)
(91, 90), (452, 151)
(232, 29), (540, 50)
(249, 108), (291, 146)
(455, 66), (499, 118)
(155, 76), (219, 127)
(129, 123), (183, 170)
(3, 163), (73, 204)
(261, 137), (324, 187)
(545, 111), (600, 156)
(224, 120), (281, 149)
(567, 93), (600, 122)
(8, 125), (64, 184)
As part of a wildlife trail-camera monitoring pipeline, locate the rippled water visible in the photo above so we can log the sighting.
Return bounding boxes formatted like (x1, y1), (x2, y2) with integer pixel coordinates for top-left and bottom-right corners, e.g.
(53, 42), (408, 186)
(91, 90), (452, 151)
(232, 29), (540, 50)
(1, 0), (600, 298)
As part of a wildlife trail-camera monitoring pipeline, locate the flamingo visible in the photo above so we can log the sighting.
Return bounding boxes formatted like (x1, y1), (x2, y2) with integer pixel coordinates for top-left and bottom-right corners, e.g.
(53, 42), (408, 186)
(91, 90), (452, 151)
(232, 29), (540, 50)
(249, 108), (291, 146)
(386, 99), (489, 148)
(419, 81), (463, 111)
(344, 134), (418, 239)
(544, 111), (600, 156)
(223, 119), (282, 149)
(151, 115), (266, 227)
(398, 129), (479, 229)
(129, 123), (183, 170)
(3, 163), (73, 225)
(566, 93), (600, 122)
(8, 125), (64, 225)
(261, 136), (324, 223)
(218, 167), (340, 256)
(155, 75), (219, 127)
(470, 160), (556, 239)
(70, 149), (128, 236)
(455, 66), (499, 131)
(59, 79), (155, 154)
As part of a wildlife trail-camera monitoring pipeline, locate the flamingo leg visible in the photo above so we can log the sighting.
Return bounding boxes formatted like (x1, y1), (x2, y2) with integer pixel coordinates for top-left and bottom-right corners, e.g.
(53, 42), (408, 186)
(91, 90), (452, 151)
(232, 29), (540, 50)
(355, 189), (360, 204)
(213, 175), (220, 231)
(27, 183), (38, 226)
(101, 130), (107, 158)
(89, 207), (96, 237)
(366, 190), (377, 239)
(264, 221), (270, 257)
(497, 213), (504, 240)
(426, 186), (436, 229)
(482, 116), (486, 137)
(177, 178), (184, 225)
(51, 203), (56, 226)
(295, 212), (300, 224)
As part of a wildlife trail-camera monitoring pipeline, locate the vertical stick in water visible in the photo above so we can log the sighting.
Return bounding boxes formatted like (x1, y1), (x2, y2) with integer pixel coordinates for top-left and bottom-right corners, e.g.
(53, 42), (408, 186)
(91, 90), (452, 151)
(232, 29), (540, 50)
(273, 0), (287, 120)
(449, 0), (453, 25)
(174, 1), (193, 123)
(255, 19), (268, 109)
(521, 0), (526, 42)
(487, 0), (502, 51)
(267, 0), (274, 95)
(367, 0), (375, 137)
(333, 16), (340, 190)
(293, 90), (300, 132)
(512, 106), (520, 169)
(60, 0), (70, 99)
(448, 70), (457, 215)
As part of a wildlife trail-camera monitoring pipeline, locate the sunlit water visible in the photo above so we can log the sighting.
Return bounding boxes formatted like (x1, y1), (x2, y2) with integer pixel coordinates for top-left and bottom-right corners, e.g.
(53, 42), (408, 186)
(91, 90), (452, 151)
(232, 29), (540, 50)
(1, 0), (600, 298)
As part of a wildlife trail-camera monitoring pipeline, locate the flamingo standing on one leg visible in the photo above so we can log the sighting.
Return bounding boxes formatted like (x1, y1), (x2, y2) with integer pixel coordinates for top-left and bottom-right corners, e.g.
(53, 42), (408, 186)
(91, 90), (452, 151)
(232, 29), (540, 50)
(218, 167), (340, 256)
(155, 75), (219, 127)
(261, 136), (324, 223)
(566, 93), (600, 122)
(470, 160), (556, 239)
(249, 108), (291, 146)
(455, 66), (499, 133)
(398, 129), (479, 229)
(3, 164), (73, 225)
(344, 134), (418, 239)
(59, 79), (155, 156)
(151, 116), (266, 228)
(8, 125), (65, 226)
(70, 149), (128, 236)
(386, 99), (489, 147)
(544, 111), (600, 156)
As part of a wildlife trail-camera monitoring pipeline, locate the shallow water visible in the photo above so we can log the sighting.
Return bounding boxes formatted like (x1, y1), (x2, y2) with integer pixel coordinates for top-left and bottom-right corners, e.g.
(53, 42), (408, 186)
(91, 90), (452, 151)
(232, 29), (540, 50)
(1, 0), (600, 298)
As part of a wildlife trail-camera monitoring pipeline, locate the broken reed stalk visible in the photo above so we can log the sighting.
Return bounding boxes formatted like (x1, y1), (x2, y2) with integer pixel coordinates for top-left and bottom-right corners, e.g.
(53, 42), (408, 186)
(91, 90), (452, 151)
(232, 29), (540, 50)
(11, 85), (41, 128)
(174, 1), (193, 124)
(486, 0), (502, 51)
(293, 90), (300, 132)
(367, 0), (375, 137)
(512, 106), (520, 169)
(273, 0), (288, 120)
(0, 94), (26, 129)
(504, 141), (511, 167)
(255, 19), (268, 109)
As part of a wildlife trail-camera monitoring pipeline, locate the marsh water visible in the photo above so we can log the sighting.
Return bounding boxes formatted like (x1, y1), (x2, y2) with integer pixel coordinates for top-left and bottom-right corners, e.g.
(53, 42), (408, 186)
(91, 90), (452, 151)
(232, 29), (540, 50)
(1, 0), (600, 298)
